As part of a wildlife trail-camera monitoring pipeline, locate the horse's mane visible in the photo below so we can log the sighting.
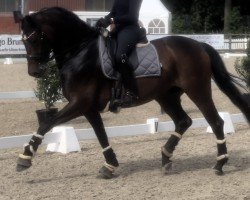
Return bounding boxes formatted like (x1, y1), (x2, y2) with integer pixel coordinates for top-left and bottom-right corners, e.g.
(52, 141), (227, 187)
(28, 7), (97, 36)
(33, 7), (83, 23)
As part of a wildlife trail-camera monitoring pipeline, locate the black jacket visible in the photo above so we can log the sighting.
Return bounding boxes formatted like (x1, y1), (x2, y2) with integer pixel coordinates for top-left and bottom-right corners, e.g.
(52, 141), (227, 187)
(105, 0), (142, 26)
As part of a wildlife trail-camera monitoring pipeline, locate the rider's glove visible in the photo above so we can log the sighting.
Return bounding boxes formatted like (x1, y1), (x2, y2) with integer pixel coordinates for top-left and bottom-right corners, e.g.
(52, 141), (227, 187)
(95, 17), (110, 28)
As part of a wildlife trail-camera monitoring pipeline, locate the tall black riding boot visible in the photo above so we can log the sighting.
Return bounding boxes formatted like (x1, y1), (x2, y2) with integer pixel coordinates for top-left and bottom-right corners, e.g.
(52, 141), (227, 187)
(119, 54), (139, 107)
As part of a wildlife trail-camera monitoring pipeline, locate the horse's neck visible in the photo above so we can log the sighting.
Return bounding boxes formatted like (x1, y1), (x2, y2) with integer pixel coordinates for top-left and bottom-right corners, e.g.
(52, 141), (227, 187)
(54, 37), (95, 65)
(57, 36), (109, 101)
(53, 28), (98, 59)
(56, 37), (99, 72)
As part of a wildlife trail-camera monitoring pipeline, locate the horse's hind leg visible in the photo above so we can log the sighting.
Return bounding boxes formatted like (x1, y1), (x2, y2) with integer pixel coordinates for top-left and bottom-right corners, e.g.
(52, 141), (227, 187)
(156, 88), (192, 173)
(186, 87), (228, 175)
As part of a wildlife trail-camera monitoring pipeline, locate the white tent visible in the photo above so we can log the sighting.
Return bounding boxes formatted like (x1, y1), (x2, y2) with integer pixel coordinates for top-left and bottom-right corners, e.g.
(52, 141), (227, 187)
(139, 0), (171, 34)
(75, 0), (171, 34)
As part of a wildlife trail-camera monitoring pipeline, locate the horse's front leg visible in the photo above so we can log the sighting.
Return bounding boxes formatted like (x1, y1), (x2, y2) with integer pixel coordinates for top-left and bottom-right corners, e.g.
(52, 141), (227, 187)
(16, 101), (83, 172)
(85, 110), (119, 179)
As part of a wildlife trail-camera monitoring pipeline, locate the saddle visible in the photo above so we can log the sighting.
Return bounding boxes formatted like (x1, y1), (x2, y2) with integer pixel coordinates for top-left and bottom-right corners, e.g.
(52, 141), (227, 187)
(98, 28), (161, 80)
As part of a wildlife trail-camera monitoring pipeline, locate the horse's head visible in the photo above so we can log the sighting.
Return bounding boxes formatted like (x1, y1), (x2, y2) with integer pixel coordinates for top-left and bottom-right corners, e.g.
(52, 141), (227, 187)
(14, 11), (53, 78)
(14, 8), (99, 77)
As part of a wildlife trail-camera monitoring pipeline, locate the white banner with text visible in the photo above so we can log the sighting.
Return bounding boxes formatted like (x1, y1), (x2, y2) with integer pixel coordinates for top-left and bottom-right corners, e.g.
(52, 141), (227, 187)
(0, 35), (26, 55)
(148, 34), (224, 49)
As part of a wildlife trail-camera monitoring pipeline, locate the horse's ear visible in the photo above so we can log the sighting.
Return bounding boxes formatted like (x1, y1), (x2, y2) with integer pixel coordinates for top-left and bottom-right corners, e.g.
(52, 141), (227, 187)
(13, 11), (23, 23)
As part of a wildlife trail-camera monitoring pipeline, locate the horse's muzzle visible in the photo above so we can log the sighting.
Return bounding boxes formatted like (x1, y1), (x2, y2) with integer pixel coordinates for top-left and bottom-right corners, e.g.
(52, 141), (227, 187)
(28, 63), (47, 78)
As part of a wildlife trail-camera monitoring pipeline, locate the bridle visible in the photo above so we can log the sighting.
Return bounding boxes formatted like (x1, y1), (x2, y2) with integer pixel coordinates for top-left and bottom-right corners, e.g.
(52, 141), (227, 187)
(22, 30), (53, 63)
(22, 28), (96, 68)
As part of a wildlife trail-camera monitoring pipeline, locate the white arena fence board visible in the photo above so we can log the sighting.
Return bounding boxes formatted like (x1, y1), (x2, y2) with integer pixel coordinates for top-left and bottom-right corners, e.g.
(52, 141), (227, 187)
(0, 132), (62, 149)
(231, 113), (247, 123)
(0, 91), (35, 99)
(0, 113), (247, 150)
(0, 80), (247, 100)
(0, 134), (31, 149)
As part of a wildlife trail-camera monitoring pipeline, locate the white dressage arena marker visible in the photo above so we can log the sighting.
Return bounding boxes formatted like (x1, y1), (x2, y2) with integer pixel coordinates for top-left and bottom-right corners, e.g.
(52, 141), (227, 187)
(4, 58), (14, 65)
(46, 126), (81, 154)
(147, 118), (159, 134)
(207, 112), (235, 134)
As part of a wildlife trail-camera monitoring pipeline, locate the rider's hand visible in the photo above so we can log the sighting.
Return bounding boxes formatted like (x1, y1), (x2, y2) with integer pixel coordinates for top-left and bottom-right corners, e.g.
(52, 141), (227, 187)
(95, 18), (110, 28)
(110, 24), (116, 32)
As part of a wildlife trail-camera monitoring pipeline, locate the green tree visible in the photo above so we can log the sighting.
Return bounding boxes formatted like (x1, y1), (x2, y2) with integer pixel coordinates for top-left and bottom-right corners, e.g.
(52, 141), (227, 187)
(162, 0), (247, 34)
(35, 61), (63, 110)
(171, 0), (224, 33)
(224, 0), (232, 33)
(229, 7), (244, 33)
(235, 40), (250, 90)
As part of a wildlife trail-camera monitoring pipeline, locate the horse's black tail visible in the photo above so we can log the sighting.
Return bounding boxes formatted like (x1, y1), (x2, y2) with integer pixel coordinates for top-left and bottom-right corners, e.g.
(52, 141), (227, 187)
(202, 42), (250, 124)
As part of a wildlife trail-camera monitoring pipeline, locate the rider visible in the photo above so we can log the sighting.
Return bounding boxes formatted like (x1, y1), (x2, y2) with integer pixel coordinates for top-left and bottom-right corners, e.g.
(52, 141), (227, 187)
(96, 0), (143, 106)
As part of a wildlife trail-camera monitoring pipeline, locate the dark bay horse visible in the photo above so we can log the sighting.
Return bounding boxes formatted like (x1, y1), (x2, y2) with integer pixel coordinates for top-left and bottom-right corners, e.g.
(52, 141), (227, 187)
(14, 7), (250, 178)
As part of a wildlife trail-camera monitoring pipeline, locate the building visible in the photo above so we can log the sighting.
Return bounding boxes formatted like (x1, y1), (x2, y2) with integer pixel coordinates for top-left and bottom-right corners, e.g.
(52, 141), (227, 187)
(77, 0), (171, 34)
(0, 0), (114, 34)
(0, 0), (20, 34)
(140, 0), (171, 34)
(0, 0), (171, 34)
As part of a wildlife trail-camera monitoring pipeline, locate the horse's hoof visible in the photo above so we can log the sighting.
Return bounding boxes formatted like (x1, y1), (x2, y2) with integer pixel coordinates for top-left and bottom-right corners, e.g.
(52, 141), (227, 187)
(212, 165), (224, 176)
(99, 166), (115, 179)
(16, 164), (31, 172)
(16, 157), (32, 172)
(162, 162), (173, 174)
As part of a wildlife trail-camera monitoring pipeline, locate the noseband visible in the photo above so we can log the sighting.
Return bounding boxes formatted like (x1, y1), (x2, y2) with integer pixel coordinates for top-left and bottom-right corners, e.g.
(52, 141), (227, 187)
(22, 30), (53, 62)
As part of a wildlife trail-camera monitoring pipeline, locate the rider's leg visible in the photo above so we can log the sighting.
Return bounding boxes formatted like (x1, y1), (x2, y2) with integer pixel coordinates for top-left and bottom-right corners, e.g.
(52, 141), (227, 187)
(115, 25), (140, 105)
(119, 54), (139, 95)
